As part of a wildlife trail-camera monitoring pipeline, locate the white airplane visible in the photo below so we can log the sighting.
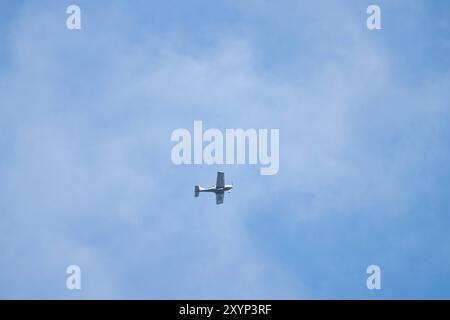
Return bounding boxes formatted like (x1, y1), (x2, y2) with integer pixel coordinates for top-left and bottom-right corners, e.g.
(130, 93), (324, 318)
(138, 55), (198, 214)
(195, 172), (233, 205)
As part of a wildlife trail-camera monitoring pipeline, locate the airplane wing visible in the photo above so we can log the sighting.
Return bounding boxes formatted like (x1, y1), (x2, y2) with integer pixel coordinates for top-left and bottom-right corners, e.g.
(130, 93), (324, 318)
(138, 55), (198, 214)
(215, 192), (224, 205)
(216, 171), (225, 189)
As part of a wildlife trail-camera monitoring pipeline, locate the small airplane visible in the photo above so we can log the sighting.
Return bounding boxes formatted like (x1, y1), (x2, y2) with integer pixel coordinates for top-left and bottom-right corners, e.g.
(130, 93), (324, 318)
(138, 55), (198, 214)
(195, 172), (233, 205)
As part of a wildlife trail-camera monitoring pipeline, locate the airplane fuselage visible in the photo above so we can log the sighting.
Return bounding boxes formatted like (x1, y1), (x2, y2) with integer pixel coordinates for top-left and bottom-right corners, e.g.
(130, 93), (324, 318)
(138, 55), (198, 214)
(199, 185), (233, 193)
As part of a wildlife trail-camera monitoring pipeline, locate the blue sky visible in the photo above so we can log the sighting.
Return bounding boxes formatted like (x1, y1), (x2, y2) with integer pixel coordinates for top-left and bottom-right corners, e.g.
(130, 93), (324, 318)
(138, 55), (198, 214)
(0, 0), (449, 299)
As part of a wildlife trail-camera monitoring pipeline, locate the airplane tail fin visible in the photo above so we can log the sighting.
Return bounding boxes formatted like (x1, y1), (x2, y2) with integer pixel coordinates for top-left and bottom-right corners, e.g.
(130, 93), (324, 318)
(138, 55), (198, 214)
(195, 185), (200, 197)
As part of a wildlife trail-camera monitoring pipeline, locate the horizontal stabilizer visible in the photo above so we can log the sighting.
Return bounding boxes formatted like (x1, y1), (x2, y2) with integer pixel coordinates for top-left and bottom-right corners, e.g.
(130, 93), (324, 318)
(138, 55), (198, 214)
(195, 185), (200, 197)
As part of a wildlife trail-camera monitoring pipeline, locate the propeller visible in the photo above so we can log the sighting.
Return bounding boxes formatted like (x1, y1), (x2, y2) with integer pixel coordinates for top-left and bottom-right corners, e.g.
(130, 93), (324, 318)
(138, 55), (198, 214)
(229, 181), (234, 193)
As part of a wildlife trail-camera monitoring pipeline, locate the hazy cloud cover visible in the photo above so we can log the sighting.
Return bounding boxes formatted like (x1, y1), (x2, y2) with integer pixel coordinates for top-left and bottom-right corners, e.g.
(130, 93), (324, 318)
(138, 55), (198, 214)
(0, 0), (449, 298)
